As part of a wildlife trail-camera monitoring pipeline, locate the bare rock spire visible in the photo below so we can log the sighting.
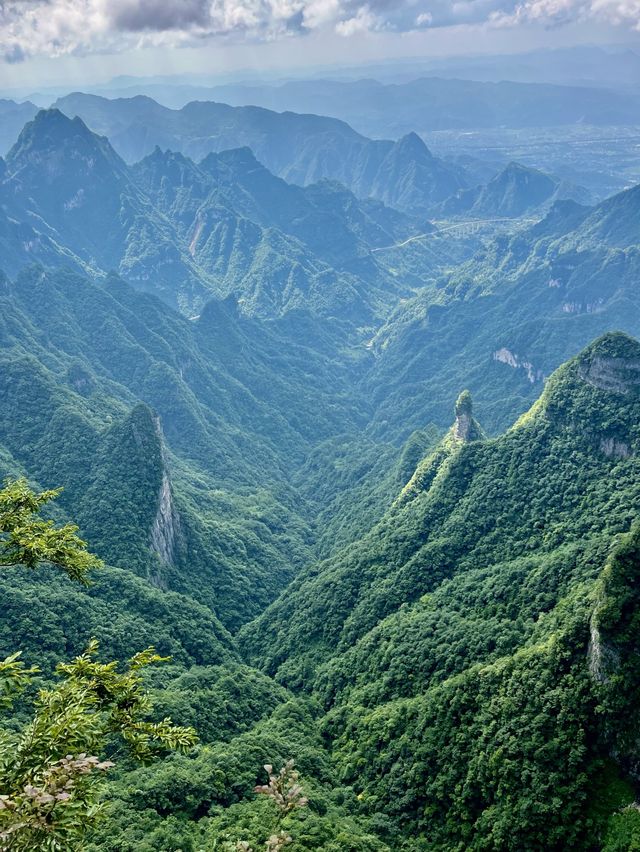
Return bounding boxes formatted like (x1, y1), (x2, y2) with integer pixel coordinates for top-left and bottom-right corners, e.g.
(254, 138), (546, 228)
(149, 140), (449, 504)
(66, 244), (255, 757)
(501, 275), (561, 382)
(454, 390), (474, 442)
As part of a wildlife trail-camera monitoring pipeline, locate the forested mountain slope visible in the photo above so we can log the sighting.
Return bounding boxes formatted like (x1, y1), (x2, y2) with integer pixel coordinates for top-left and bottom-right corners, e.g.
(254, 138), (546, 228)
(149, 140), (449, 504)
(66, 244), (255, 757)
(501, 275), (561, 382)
(240, 332), (640, 850)
(6, 321), (640, 850)
(367, 185), (640, 440)
(0, 264), (378, 628)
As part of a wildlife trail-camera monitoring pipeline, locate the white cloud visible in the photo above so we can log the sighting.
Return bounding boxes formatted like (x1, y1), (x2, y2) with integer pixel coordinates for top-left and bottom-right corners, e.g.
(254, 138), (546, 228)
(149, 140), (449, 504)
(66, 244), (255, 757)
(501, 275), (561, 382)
(335, 5), (381, 34)
(301, 0), (342, 28)
(0, 0), (638, 62)
(490, 0), (640, 26)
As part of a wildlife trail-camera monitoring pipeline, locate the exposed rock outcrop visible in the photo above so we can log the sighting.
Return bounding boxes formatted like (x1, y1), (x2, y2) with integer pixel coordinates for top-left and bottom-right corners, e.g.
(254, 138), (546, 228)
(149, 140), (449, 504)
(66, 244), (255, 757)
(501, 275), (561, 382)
(493, 347), (544, 384)
(454, 390), (473, 441)
(150, 470), (179, 567)
(453, 390), (484, 443)
(561, 299), (604, 314)
(587, 612), (620, 684)
(600, 437), (631, 459)
(149, 416), (181, 578)
(579, 355), (640, 394)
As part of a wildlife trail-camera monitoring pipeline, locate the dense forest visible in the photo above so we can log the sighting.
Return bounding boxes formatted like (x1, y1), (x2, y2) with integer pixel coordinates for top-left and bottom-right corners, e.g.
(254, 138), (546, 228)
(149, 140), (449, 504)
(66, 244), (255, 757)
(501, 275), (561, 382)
(2, 74), (640, 851)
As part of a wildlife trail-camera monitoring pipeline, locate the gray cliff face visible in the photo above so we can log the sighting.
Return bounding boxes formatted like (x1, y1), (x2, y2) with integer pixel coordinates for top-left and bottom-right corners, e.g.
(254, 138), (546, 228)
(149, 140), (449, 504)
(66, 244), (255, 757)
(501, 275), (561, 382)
(587, 613), (620, 684)
(493, 347), (545, 384)
(453, 412), (472, 442)
(600, 437), (631, 459)
(150, 470), (179, 568)
(579, 356), (640, 394)
(148, 416), (180, 583)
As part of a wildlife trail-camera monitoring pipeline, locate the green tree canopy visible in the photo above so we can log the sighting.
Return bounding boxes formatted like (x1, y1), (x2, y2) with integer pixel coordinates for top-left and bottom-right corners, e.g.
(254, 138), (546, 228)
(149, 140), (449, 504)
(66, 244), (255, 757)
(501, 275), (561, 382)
(0, 478), (102, 583)
(0, 478), (198, 851)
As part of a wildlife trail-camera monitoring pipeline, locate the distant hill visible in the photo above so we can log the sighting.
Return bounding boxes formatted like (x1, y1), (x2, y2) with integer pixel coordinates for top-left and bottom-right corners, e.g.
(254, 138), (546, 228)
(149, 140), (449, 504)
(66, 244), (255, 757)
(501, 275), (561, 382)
(128, 75), (640, 138)
(0, 99), (38, 154)
(572, 182), (640, 249)
(439, 162), (591, 218)
(50, 92), (468, 214)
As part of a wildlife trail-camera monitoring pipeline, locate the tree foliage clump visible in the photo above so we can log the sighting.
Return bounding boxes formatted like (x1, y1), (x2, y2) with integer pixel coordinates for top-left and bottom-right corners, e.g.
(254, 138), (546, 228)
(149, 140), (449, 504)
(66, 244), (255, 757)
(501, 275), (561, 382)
(0, 478), (197, 851)
(234, 760), (309, 852)
(0, 478), (102, 583)
(0, 642), (197, 851)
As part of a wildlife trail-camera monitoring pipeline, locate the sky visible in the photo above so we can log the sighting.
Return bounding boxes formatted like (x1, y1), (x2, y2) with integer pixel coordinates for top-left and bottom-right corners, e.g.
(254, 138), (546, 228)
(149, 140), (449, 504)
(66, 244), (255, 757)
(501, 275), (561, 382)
(0, 0), (638, 90)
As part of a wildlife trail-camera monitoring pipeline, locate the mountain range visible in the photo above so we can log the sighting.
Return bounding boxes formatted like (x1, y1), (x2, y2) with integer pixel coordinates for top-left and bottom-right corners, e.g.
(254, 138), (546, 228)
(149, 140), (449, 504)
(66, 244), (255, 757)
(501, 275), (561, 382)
(2, 106), (640, 441)
(47, 93), (470, 215)
(1, 108), (447, 319)
(1, 95), (598, 223)
(3, 87), (640, 851)
(50, 72), (640, 137)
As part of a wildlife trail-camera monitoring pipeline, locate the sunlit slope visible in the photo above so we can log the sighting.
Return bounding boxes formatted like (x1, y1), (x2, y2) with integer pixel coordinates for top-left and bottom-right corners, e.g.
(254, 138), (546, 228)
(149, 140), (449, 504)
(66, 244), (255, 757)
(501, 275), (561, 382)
(241, 332), (640, 849)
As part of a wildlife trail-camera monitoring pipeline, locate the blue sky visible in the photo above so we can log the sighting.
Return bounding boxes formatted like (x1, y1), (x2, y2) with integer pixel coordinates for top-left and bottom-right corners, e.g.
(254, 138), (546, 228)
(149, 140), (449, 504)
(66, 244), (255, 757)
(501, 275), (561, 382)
(0, 0), (637, 89)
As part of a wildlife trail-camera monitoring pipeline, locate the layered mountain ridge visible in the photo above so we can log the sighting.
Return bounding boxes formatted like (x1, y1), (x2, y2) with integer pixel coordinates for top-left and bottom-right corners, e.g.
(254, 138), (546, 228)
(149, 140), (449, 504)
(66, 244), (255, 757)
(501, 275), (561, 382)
(3, 89), (640, 851)
(54, 73), (640, 136)
(48, 92), (468, 215)
(0, 108), (435, 320)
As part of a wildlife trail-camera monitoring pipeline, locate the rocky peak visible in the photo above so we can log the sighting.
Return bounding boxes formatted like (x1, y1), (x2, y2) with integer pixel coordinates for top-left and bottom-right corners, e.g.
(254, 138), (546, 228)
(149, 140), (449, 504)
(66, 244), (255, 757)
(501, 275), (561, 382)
(454, 390), (475, 442)
(199, 146), (260, 181)
(9, 109), (86, 154)
(6, 108), (126, 183)
(133, 146), (203, 197)
(395, 131), (434, 161)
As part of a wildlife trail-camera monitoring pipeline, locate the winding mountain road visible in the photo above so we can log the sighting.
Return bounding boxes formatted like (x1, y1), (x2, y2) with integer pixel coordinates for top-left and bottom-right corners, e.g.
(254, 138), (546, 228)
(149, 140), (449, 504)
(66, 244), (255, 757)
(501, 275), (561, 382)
(371, 217), (539, 252)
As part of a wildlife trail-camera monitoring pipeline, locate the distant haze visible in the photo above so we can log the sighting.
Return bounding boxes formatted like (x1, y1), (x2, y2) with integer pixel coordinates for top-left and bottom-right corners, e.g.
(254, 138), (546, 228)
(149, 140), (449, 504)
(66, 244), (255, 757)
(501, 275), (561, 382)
(0, 0), (638, 95)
